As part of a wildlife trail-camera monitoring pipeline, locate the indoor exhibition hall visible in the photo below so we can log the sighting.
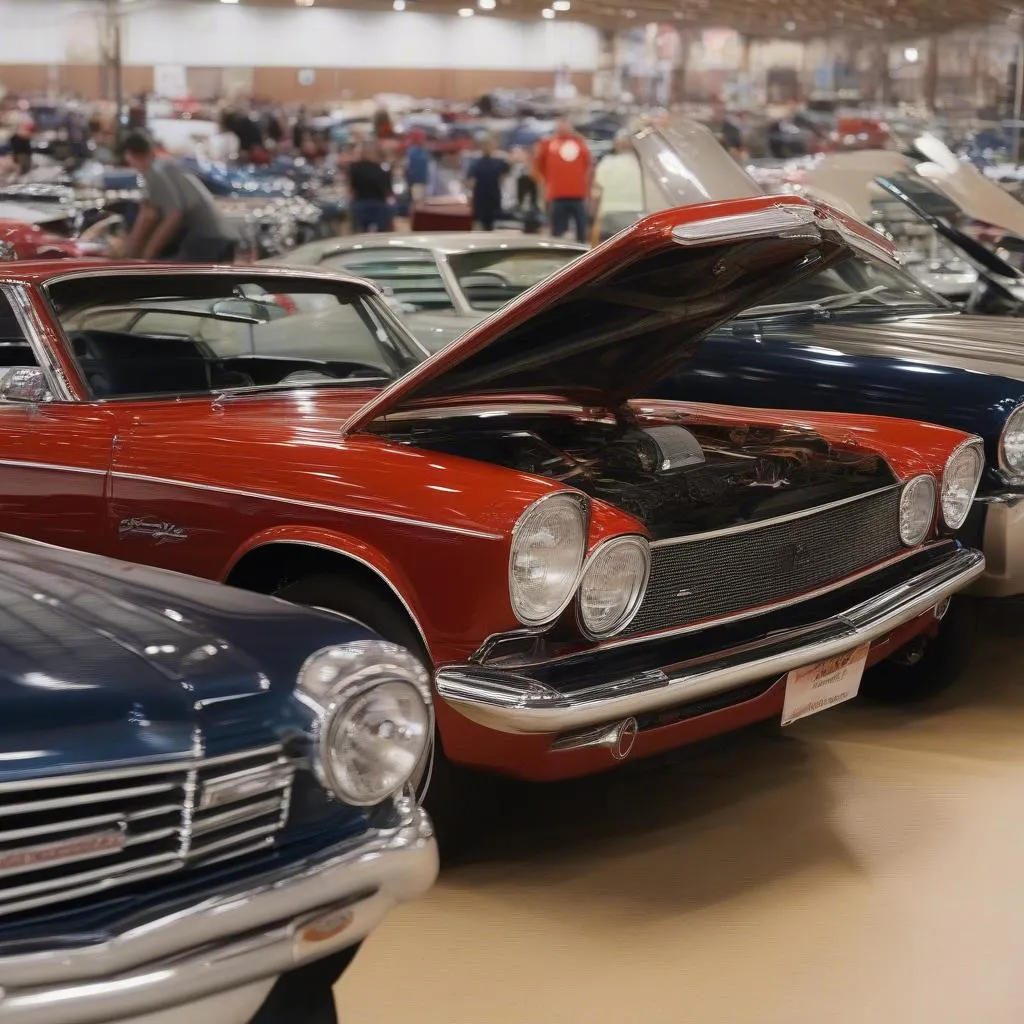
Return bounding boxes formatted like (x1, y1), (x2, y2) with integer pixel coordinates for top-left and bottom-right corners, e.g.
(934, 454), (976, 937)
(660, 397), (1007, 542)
(0, 0), (1022, 1021)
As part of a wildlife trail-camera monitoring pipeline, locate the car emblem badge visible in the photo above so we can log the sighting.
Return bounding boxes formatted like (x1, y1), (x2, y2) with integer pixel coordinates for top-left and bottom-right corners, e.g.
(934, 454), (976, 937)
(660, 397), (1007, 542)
(778, 543), (811, 573)
(0, 829), (126, 877)
(119, 517), (188, 544)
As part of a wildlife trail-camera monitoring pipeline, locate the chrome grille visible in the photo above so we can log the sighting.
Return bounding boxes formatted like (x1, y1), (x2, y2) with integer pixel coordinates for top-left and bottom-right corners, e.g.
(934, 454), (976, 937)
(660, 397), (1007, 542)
(626, 486), (903, 638)
(0, 744), (294, 920)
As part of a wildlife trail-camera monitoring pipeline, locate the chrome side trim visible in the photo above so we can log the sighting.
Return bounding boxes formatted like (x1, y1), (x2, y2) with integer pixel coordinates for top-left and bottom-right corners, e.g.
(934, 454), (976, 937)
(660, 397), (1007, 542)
(0, 810), (438, 1024)
(231, 540), (434, 659)
(375, 402), (611, 424)
(436, 547), (985, 734)
(112, 470), (503, 541)
(649, 484), (899, 549)
(0, 457), (106, 476)
(0, 281), (76, 402)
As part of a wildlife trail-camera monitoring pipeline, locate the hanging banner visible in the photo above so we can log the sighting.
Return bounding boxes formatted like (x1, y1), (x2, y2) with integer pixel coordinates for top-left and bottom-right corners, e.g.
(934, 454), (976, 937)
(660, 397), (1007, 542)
(154, 65), (189, 100)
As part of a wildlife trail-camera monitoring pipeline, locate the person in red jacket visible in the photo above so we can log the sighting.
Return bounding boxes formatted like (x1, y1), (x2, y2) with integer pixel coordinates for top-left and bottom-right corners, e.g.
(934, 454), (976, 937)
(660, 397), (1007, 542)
(534, 118), (592, 242)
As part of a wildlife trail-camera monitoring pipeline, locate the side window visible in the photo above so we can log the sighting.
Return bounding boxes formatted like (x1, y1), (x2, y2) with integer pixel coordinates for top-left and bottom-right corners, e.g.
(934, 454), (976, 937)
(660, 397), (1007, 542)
(322, 249), (455, 312)
(0, 293), (39, 369)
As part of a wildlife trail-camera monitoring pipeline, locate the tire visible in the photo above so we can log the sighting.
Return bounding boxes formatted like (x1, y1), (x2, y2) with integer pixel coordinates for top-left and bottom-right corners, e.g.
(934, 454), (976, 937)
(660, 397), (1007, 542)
(860, 597), (978, 703)
(249, 946), (358, 1024)
(275, 573), (493, 856)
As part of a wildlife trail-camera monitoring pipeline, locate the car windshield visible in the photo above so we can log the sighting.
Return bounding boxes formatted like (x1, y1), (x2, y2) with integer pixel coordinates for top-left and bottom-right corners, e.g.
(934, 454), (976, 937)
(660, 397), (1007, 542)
(45, 272), (426, 400)
(740, 250), (949, 317)
(446, 249), (581, 312)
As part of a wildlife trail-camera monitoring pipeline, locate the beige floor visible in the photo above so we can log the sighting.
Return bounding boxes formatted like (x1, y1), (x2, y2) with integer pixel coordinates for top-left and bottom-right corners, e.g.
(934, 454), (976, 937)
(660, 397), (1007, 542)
(337, 599), (1024, 1024)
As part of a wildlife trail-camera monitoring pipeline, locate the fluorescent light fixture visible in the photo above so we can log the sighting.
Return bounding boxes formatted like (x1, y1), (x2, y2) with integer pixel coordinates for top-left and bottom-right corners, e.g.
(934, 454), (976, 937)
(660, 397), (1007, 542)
(219, 0), (240, 5)
(552, 1), (570, 9)
(296, 0), (315, 6)
(458, 6), (474, 14)
(541, 7), (555, 16)
(904, 46), (919, 62)
(394, 0), (406, 8)
(479, 0), (497, 8)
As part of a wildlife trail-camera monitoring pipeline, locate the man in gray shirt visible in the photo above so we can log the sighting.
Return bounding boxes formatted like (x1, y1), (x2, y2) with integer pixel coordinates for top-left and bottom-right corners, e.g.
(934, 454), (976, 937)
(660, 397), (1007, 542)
(121, 132), (237, 262)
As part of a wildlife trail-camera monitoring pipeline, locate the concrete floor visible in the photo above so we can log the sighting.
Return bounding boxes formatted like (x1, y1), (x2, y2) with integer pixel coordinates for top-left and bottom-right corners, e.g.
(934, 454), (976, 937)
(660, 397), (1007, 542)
(337, 599), (1024, 1024)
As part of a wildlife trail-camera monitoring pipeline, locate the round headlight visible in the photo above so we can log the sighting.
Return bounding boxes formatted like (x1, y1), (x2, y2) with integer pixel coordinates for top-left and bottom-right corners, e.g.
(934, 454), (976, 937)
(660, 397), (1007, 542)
(298, 642), (432, 807)
(577, 535), (651, 638)
(509, 492), (588, 626)
(941, 441), (984, 530)
(898, 474), (936, 547)
(1000, 404), (1024, 480)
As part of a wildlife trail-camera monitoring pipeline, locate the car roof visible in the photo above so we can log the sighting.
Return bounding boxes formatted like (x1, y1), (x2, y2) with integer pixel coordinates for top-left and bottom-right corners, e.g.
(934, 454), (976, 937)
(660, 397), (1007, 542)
(296, 232), (588, 261)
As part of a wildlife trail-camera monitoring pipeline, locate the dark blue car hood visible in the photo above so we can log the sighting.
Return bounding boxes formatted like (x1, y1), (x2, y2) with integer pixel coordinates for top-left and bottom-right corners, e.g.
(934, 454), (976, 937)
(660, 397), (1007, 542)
(0, 537), (367, 779)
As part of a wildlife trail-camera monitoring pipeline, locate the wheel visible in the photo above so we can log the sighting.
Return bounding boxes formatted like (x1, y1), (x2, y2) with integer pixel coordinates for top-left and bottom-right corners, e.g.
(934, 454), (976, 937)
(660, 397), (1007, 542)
(249, 946), (358, 1023)
(275, 573), (495, 856)
(860, 597), (978, 703)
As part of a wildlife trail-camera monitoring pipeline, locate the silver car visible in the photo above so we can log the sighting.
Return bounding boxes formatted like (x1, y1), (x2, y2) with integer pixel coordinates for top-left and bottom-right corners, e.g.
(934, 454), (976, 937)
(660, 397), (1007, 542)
(273, 233), (586, 350)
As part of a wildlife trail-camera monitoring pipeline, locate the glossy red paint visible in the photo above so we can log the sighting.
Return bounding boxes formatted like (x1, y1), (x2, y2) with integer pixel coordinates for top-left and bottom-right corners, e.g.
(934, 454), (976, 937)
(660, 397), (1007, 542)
(0, 212), (978, 783)
(0, 222), (90, 260)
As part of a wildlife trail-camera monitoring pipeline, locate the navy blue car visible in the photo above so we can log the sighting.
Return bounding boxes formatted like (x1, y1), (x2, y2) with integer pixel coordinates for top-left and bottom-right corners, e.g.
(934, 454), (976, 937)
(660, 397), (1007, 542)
(0, 534), (436, 1024)
(630, 122), (1024, 600)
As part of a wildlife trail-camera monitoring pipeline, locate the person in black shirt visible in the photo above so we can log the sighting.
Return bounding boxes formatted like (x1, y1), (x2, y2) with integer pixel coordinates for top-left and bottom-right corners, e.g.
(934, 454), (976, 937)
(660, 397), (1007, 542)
(347, 144), (394, 233)
(7, 119), (34, 176)
(467, 136), (509, 231)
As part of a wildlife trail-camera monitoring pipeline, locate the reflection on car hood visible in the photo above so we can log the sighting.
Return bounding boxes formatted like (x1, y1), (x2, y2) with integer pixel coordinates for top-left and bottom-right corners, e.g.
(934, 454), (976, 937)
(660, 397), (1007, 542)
(0, 536), (280, 778)
(743, 310), (1024, 381)
(344, 194), (890, 431)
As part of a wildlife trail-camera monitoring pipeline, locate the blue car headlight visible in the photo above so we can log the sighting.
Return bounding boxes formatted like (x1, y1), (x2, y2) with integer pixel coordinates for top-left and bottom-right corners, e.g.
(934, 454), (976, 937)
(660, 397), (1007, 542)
(298, 642), (433, 807)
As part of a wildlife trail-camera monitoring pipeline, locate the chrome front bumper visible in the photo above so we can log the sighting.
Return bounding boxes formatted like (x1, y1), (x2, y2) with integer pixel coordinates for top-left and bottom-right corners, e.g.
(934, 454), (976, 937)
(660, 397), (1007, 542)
(436, 547), (985, 734)
(0, 811), (438, 1024)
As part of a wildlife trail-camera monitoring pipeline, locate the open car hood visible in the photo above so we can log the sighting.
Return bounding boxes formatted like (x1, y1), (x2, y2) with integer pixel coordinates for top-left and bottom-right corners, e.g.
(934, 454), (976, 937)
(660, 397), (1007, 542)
(344, 191), (896, 432)
(911, 133), (1024, 240)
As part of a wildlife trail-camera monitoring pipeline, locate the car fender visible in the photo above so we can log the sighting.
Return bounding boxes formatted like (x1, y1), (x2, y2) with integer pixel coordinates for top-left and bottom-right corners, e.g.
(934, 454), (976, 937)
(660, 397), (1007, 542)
(224, 524), (433, 658)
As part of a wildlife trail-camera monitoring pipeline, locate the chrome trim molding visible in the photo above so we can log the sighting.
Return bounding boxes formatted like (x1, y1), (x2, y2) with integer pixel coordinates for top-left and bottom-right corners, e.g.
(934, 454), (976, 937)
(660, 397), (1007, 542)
(649, 484), (899, 549)
(0, 282), (76, 402)
(0, 810), (438, 1024)
(113, 471), (503, 541)
(435, 546), (985, 734)
(0, 457), (106, 476)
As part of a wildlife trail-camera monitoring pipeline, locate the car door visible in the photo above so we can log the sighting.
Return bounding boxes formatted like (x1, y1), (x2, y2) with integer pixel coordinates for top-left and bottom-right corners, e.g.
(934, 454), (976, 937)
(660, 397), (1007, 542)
(0, 284), (115, 553)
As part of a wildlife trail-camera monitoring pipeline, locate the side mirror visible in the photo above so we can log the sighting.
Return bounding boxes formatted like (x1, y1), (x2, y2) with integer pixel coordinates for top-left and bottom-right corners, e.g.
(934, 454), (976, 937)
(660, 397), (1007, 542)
(0, 367), (52, 404)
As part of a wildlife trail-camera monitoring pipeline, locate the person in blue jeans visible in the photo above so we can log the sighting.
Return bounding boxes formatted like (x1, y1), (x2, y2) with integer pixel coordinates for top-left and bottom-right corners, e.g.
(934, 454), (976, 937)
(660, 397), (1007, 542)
(347, 143), (395, 233)
(405, 128), (431, 203)
(467, 136), (510, 231)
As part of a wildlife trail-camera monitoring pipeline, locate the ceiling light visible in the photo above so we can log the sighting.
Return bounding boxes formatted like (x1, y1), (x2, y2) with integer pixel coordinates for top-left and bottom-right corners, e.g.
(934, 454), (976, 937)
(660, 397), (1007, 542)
(219, 0), (240, 5)
(541, 7), (555, 16)
(904, 46), (919, 62)
(458, 6), (474, 13)
(552, 0), (570, 8)
(393, 0), (406, 8)
(479, 0), (497, 8)
(295, 0), (315, 5)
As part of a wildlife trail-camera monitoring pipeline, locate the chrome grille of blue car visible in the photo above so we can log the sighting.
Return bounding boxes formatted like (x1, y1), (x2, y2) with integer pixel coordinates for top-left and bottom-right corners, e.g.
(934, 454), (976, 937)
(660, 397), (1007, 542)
(0, 744), (294, 919)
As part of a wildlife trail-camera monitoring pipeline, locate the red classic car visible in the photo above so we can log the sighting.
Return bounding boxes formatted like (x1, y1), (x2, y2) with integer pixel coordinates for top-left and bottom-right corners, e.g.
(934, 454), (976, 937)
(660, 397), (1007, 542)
(0, 195), (985, 831)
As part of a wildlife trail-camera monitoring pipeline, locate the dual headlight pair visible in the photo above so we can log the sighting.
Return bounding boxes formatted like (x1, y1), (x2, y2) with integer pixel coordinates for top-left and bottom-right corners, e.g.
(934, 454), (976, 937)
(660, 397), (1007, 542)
(898, 440), (984, 545)
(509, 493), (649, 639)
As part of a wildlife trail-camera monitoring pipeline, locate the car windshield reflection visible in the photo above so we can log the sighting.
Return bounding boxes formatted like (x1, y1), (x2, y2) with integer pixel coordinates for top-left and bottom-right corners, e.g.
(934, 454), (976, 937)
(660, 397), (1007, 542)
(46, 272), (427, 400)
(740, 251), (951, 318)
